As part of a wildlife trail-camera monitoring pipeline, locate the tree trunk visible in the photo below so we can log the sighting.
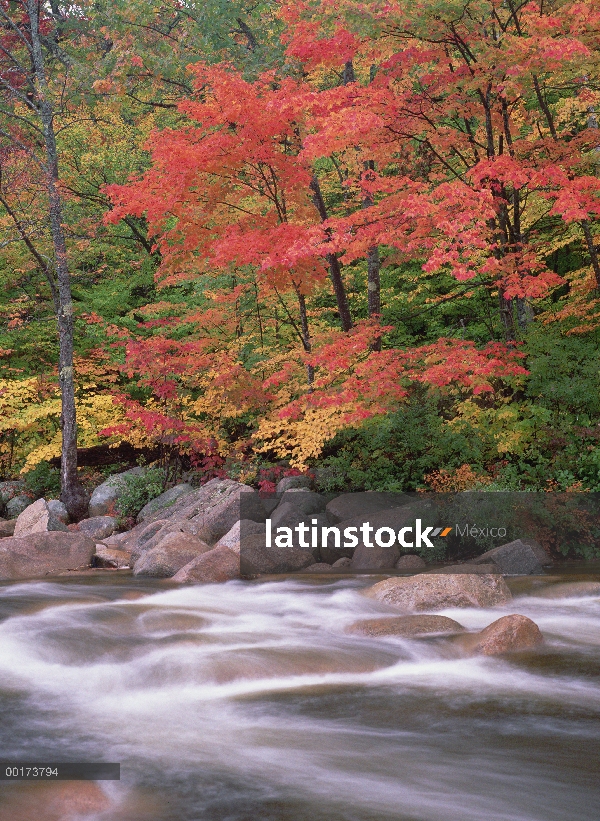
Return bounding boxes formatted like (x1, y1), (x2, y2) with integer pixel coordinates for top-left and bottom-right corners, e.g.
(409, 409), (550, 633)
(27, 0), (88, 519)
(363, 161), (381, 350)
(296, 290), (314, 389)
(309, 176), (353, 332)
(581, 220), (600, 289)
(499, 293), (515, 342)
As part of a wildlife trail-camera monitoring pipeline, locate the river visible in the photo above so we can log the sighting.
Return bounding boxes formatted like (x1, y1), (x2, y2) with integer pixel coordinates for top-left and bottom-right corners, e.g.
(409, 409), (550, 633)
(0, 572), (599, 820)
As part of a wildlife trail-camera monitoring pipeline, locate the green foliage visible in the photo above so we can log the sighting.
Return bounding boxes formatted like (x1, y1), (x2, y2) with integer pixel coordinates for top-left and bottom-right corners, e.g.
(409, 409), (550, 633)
(115, 467), (166, 519)
(314, 393), (489, 493)
(22, 462), (61, 500)
(524, 327), (600, 416)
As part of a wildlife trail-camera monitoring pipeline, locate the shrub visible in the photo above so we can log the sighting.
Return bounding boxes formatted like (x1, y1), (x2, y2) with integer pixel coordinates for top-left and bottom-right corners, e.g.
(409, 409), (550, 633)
(22, 461), (61, 500)
(115, 467), (166, 519)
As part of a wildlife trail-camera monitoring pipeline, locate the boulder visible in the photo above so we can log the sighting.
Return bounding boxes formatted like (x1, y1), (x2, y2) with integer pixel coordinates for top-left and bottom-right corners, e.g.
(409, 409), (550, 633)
(6, 494), (33, 519)
(101, 531), (130, 548)
(239, 532), (313, 574)
(350, 542), (400, 571)
(172, 480), (264, 543)
(520, 537), (552, 565)
(116, 480), (265, 548)
(93, 546), (131, 569)
(216, 519), (265, 555)
(529, 581), (600, 599)
(171, 546), (239, 583)
(128, 520), (210, 567)
(47, 499), (69, 524)
(276, 475), (312, 493)
(265, 507), (326, 560)
(132, 531), (212, 578)
(136, 483), (193, 523)
(459, 614), (543, 656)
(77, 515), (118, 541)
(331, 556), (352, 568)
(88, 466), (147, 518)
(0, 479), (24, 504)
(124, 518), (174, 562)
(0, 518), (16, 538)
(321, 501), (441, 564)
(325, 492), (411, 523)
(395, 555), (426, 572)
(348, 614), (465, 638)
(471, 538), (549, 575)
(365, 573), (512, 611)
(261, 496), (280, 515)
(271, 491), (327, 522)
(115, 481), (266, 562)
(14, 498), (69, 537)
(0, 532), (96, 580)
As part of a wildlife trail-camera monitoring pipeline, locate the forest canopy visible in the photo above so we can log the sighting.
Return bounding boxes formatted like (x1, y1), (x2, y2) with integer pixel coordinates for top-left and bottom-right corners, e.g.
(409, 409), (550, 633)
(1, 0), (600, 498)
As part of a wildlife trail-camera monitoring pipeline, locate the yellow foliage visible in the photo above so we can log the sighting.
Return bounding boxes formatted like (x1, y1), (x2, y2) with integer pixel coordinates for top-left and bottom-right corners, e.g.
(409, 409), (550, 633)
(0, 375), (130, 474)
(254, 403), (355, 468)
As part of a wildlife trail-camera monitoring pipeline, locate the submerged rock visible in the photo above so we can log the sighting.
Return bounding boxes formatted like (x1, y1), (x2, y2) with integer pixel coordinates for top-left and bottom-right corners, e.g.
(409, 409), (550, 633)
(365, 572), (512, 611)
(0, 781), (111, 821)
(348, 614), (465, 638)
(529, 581), (600, 599)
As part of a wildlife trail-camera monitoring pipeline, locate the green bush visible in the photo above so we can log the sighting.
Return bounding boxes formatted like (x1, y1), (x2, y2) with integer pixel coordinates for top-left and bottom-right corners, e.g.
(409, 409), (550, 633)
(22, 462), (61, 500)
(115, 467), (166, 519)
(313, 393), (490, 493)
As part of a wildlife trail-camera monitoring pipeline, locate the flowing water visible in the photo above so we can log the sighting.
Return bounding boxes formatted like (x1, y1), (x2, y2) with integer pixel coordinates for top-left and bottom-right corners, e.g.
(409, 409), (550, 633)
(0, 572), (599, 821)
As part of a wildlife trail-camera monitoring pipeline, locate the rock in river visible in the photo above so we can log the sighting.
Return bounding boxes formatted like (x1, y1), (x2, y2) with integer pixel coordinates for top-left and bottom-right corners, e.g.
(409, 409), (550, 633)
(348, 614), (465, 638)
(457, 614), (544, 656)
(365, 572), (512, 611)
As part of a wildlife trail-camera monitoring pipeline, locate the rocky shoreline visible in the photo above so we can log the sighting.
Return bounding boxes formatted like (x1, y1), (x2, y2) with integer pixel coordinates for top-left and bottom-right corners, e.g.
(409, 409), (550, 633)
(2, 474), (600, 660)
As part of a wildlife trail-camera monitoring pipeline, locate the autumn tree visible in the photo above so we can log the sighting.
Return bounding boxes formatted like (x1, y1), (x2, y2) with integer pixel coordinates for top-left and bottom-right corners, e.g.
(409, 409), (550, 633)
(280, 0), (600, 340)
(0, 0), (92, 516)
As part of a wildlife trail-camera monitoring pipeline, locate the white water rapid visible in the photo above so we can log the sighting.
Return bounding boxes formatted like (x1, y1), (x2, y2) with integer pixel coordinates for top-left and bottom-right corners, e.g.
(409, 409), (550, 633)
(0, 574), (599, 820)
